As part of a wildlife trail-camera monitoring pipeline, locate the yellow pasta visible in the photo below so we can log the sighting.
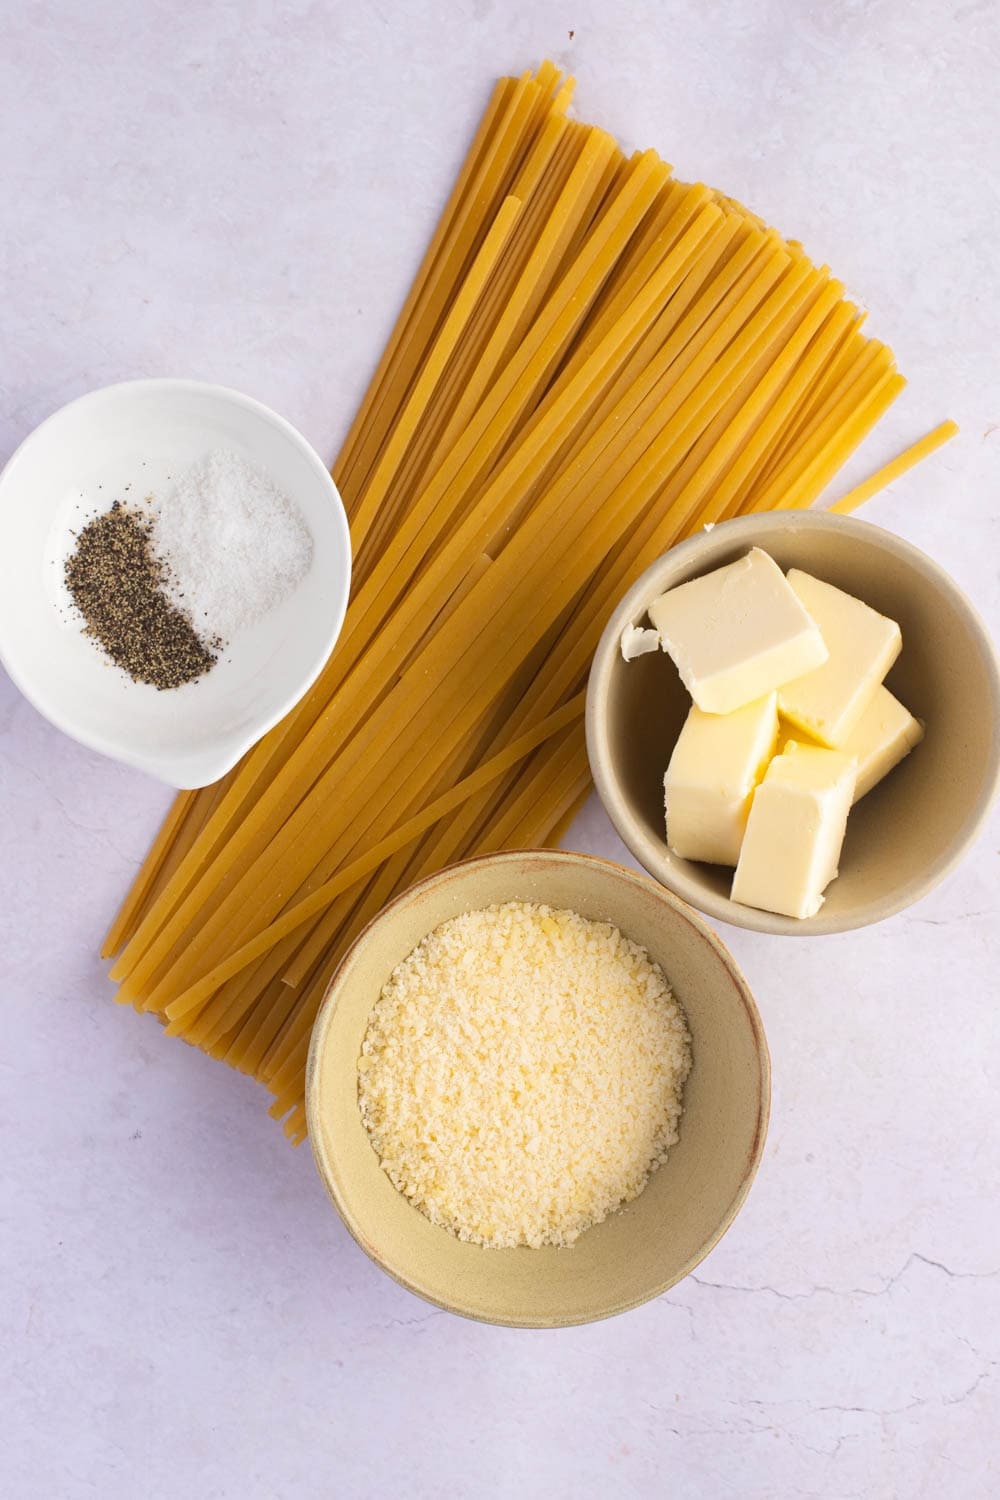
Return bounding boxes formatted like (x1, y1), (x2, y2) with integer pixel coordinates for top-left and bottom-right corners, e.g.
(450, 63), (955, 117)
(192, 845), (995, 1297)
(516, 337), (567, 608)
(163, 694), (588, 1020)
(828, 420), (959, 513)
(102, 62), (952, 1137)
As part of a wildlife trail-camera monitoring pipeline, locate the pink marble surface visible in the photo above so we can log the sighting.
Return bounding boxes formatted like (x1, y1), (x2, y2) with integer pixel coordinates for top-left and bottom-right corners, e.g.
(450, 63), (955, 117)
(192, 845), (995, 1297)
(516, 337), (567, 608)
(3, 3), (999, 1496)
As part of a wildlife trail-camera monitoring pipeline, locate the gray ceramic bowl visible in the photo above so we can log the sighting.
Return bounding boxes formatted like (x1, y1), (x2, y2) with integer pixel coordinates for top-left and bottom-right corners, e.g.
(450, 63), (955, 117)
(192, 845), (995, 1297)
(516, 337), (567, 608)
(586, 511), (1000, 935)
(307, 850), (769, 1327)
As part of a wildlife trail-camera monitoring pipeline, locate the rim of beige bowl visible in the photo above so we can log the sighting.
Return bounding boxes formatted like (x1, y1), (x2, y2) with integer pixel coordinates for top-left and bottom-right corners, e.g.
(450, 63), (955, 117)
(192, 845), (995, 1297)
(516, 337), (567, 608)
(586, 511), (1000, 936)
(305, 848), (771, 1326)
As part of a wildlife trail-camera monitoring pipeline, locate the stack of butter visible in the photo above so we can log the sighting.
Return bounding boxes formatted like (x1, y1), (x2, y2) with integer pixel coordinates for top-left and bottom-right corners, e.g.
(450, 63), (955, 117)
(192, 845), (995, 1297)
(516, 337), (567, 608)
(636, 549), (924, 919)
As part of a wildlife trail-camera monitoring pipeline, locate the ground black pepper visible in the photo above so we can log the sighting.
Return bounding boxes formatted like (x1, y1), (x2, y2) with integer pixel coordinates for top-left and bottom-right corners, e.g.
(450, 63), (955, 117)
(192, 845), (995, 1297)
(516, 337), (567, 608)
(64, 501), (217, 690)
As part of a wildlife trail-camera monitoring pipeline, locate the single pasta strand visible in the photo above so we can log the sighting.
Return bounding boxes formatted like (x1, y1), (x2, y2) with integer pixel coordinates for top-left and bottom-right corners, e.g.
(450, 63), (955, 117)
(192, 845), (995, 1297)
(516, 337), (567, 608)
(828, 420), (959, 513)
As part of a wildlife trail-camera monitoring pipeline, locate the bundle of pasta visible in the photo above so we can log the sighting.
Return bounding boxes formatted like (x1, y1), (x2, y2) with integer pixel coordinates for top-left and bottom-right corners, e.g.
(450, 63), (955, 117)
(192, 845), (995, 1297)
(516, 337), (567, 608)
(102, 63), (952, 1141)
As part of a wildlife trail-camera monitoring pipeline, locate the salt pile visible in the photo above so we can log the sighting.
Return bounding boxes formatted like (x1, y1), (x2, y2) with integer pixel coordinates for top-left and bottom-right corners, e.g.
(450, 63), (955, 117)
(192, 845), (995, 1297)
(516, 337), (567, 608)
(153, 450), (313, 643)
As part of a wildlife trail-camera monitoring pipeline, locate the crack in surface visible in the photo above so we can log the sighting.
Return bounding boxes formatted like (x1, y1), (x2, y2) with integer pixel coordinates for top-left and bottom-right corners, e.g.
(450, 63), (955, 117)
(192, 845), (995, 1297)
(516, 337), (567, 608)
(657, 1294), (696, 1334)
(688, 1250), (999, 1302)
(725, 1358), (995, 1441)
(376, 1310), (445, 1333)
(906, 909), (992, 926)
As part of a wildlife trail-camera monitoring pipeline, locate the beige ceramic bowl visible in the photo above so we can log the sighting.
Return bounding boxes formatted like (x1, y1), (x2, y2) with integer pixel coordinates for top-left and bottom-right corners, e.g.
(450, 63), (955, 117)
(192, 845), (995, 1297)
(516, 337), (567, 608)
(587, 511), (1000, 936)
(307, 849), (770, 1327)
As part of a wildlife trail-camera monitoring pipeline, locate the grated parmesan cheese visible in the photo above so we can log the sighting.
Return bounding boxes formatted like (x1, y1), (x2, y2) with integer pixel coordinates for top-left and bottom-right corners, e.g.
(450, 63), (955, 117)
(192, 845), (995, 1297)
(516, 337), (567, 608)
(358, 901), (691, 1249)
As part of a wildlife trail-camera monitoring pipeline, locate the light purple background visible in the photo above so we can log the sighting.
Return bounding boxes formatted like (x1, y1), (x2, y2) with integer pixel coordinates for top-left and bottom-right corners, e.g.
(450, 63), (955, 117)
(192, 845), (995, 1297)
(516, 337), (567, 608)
(3, 3), (999, 1497)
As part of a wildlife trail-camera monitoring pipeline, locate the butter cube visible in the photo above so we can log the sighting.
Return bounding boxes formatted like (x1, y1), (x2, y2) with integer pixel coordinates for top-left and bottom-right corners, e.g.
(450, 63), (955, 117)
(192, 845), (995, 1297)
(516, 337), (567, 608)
(731, 743), (857, 919)
(837, 685), (924, 800)
(620, 624), (661, 661)
(648, 548), (828, 716)
(777, 687), (924, 802)
(779, 571), (901, 747)
(664, 693), (779, 865)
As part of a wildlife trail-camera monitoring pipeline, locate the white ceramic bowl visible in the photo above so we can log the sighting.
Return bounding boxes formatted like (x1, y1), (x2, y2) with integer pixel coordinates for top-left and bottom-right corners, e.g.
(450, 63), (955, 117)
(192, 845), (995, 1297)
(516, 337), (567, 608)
(0, 379), (351, 787)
